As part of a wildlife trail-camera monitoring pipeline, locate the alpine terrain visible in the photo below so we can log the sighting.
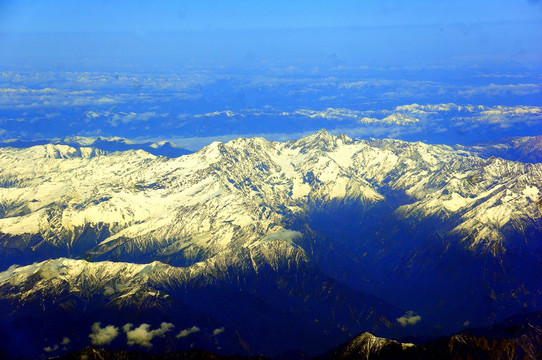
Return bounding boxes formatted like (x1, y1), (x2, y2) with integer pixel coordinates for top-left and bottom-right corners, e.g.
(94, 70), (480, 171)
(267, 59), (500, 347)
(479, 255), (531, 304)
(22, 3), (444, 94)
(0, 130), (541, 359)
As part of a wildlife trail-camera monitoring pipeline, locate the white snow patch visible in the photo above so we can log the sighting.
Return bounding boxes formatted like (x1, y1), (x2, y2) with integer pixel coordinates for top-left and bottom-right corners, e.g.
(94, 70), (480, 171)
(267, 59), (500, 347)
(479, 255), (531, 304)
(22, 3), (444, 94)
(441, 193), (473, 212)
(523, 185), (539, 202)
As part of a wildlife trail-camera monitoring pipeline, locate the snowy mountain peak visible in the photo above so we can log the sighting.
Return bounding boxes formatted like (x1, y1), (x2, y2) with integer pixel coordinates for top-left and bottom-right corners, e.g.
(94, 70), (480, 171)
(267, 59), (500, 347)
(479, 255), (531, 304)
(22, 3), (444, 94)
(332, 332), (414, 358)
(0, 136), (191, 158)
(0, 131), (540, 271)
(314, 128), (333, 137)
(289, 129), (342, 153)
(12, 144), (106, 159)
(0, 130), (541, 359)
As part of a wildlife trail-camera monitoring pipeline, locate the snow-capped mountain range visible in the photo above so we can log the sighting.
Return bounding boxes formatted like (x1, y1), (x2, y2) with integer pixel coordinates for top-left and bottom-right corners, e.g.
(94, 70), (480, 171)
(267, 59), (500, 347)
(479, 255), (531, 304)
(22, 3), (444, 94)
(456, 135), (542, 163)
(0, 130), (541, 358)
(0, 136), (192, 158)
(0, 130), (538, 261)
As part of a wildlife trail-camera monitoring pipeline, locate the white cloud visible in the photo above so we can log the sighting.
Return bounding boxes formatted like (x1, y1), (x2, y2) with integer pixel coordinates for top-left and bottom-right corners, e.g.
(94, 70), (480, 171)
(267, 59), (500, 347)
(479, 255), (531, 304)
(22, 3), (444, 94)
(0, 264), (19, 283)
(85, 111), (100, 119)
(97, 97), (115, 104)
(108, 111), (167, 127)
(1, 261), (65, 285)
(194, 110), (241, 118)
(338, 81), (368, 89)
(43, 344), (59, 352)
(263, 230), (302, 244)
(176, 326), (201, 338)
(0, 87), (123, 109)
(123, 322), (175, 348)
(39, 262), (61, 280)
(212, 327), (225, 336)
(89, 322), (119, 346)
(43, 337), (70, 353)
(103, 286), (115, 296)
(396, 311), (421, 327)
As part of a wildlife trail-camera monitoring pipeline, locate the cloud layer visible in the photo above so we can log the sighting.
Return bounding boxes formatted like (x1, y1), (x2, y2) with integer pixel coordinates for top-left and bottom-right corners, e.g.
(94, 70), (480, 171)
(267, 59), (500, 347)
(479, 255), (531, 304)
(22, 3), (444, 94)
(1, 69), (540, 150)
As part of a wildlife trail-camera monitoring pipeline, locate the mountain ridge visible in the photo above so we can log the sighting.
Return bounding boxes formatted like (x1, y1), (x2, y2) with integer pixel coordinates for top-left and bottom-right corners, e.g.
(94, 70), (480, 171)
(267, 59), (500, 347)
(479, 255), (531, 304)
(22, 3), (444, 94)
(0, 136), (192, 158)
(0, 130), (541, 359)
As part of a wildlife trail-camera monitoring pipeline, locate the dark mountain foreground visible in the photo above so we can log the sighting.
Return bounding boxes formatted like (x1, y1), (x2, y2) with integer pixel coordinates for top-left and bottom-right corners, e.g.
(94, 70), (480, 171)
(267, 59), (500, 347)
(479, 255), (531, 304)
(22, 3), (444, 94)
(45, 312), (542, 360)
(325, 311), (542, 360)
(51, 347), (269, 360)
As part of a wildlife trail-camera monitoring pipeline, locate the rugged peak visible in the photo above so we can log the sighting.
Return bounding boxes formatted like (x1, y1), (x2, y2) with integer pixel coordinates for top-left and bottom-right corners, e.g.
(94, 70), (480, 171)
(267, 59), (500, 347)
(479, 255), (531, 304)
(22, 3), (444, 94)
(313, 128), (334, 139)
(289, 129), (341, 153)
(23, 144), (105, 159)
(328, 332), (414, 359)
(226, 136), (270, 149)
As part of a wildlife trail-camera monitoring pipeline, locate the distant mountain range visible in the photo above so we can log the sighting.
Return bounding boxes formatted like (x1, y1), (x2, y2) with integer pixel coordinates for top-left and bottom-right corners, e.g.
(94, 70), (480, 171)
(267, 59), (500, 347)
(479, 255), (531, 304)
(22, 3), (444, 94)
(0, 130), (540, 359)
(0, 136), (192, 158)
(456, 135), (542, 163)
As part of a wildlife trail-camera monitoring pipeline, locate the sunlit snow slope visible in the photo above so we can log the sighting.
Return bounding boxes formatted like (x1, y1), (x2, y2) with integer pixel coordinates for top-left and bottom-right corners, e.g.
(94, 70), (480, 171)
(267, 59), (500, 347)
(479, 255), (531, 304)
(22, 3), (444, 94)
(0, 130), (541, 358)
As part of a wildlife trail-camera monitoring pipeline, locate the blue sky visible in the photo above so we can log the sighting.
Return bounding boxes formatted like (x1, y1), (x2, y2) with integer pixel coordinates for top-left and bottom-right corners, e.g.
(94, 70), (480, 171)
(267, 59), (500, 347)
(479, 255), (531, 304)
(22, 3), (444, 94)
(1, 0), (541, 69)
(2, 0), (541, 31)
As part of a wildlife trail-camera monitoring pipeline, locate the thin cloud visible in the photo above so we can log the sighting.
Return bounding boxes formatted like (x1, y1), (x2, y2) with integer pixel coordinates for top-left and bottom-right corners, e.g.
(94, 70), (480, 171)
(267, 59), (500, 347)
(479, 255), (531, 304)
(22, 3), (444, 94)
(176, 326), (201, 338)
(212, 327), (225, 336)
(194, 110), (241, 118)
(39, 262), (61, 280)
(263, 230), (302, 244)
(458, 84), (540, 97)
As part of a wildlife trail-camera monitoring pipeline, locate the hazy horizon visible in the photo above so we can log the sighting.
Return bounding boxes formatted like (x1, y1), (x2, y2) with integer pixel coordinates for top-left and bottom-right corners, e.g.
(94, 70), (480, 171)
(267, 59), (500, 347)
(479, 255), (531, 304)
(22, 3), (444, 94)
(0, 0), (540, 148)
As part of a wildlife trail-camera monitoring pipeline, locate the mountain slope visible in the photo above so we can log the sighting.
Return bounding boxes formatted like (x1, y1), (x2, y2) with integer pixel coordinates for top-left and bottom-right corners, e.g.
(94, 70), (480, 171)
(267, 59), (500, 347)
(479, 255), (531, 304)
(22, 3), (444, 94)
(0, 254), (400, 359)
(326, 312), (542, 360)
(0, 130), (541, 358)
(1, 131), (540, 266)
